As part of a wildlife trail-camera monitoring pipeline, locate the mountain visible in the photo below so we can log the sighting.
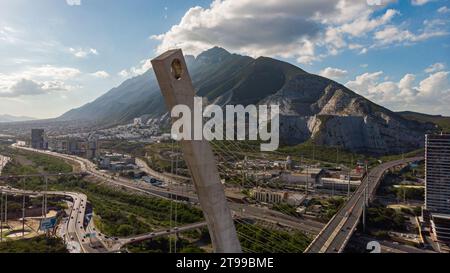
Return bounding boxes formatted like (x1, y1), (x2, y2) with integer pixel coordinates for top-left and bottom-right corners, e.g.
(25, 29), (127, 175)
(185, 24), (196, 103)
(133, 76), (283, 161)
(398, 111), (450, 133)
(0, 114), (36, 123)
(58, 47), (436, 155)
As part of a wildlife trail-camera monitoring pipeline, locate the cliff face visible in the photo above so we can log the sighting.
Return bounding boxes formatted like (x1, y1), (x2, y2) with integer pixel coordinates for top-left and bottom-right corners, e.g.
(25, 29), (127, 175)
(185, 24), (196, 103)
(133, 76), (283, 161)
(259, 72), (432, 154)
(59, 47), (434, 155)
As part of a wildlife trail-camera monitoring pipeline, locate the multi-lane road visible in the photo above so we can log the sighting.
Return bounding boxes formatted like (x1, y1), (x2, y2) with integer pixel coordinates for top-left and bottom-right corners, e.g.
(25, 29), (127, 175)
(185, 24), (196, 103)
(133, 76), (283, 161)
(0, 186), (91, 253)
(9, 145), (424, 253)
(13, 144), (324, 237)
(305, 157), (423, 253)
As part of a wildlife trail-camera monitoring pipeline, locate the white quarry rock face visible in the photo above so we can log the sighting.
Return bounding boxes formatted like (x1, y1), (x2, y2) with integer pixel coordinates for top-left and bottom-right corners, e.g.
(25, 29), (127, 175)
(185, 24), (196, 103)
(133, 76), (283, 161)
(257, 74), (427, 154)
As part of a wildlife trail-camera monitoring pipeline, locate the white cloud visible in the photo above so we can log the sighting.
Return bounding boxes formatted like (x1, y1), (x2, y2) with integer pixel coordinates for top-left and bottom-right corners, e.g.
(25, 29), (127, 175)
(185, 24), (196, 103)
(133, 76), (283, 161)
(91, 71), (110, 78)
(411, 0), (433, 6)
(0, 79), (73, 98)
(69, 48), (99, 58)
(425, 63), (446, 73)
(66, 0), (81, 6)
(23, 65), (81, 80)
(438, 6), (450, 13)
(119, 59), (153, 77)
(118, 70), (129, 78)
(0, 65), (80, 98)
(319, 67), (348, 80)
(345, 69), (450, 114)
(374, 24), (448, 46)
(338, 9), (399, 37)
(346, 71), (384, 97)
(151, 0), (398, 65)
(0, 26), (18, 43)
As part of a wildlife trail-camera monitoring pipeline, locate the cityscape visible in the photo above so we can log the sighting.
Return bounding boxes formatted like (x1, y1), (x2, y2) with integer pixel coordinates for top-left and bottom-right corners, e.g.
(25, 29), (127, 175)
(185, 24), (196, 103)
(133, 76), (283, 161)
(0, 0), (450, 261)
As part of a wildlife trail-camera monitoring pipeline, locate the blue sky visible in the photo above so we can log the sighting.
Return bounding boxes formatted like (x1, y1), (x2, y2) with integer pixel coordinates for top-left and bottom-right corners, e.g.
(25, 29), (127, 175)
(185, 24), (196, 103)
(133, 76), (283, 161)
(0, 0), (449, 118)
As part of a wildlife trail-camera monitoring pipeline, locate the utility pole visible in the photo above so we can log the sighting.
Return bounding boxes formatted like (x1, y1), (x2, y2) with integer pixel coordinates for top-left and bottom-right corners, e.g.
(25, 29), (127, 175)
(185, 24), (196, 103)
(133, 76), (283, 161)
(365, 163), (369, 206)
(4, 193), (7, 227)
(336, 146), (339, 168)
(363, 189), (367, 233)
(347, 171), (351, 198)
(242, 156), (247, 189)
(312, 137), (316, 163)
(169, 140), (174, 254)
(349, 156), (354, 198)
(1, 191), (3, 242)
(22, 179), (25, 237)
(174, 154), (179, 254)
(306, 163), (309, 196)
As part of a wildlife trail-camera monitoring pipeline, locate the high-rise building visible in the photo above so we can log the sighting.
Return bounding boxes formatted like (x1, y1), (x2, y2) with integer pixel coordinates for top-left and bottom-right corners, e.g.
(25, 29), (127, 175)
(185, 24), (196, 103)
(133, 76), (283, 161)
(425, 134), (450, 214)
(425, 133), (450, 249)
(31, 129), (46, 150)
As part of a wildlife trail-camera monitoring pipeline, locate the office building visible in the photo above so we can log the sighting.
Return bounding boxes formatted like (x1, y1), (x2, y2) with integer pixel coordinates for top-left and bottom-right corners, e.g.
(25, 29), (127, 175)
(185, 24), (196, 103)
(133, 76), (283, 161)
(425, 134), (450, 249)
(425, 134), (450, 214)
(31, 129), (46, 150)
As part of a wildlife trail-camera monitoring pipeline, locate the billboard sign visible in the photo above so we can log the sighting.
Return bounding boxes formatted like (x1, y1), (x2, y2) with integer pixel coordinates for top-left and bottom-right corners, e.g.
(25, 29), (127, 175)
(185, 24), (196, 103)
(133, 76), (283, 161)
(40, 217), (57, 231)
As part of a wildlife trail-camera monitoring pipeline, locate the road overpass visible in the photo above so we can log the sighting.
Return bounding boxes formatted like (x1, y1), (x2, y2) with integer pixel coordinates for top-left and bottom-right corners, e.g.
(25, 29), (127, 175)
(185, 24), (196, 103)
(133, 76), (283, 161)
(305, 157), (423, 253)
(0, 186), (93, 253)
(13, 144), (324, 236)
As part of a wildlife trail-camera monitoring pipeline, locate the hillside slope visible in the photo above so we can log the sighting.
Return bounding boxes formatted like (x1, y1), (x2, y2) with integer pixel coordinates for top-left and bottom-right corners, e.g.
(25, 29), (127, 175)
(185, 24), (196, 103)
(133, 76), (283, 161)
(58, 47), (435, 154)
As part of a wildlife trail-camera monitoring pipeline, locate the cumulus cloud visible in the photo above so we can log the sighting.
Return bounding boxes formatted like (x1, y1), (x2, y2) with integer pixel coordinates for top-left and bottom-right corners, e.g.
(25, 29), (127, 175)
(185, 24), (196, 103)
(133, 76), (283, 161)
(411, 0), (433, 6)
(0, 65), (80, 98)
(438, 6), (450, 13)
(118, 70), (130, 78)
(319, 67), (348, 81)
(22, 65), (81, 80)
(119, 59), (152, 77)
(91, 71), (110, 78)
(425, 63), (446, 73)
(0, 79), (73, 98)
(151, 0), (402, 65)
(69, 48), (98, 58)
(0, 26), (18, 43)
(345, 69), (450, 114)
(66, 0), (81, 6)
(373, 23), (448, 46)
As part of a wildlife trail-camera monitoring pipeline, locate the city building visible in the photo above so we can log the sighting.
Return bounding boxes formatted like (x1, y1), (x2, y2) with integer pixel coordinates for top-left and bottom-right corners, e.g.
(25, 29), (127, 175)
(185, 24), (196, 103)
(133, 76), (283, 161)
(424, 133), (450, 249)
(99, 153), (136, 171)
(251, 188), (284, 204)
(250, 187), (305, 206)
(31, 129), (47, 150)
(133, 118), (143, 127)
(318, 177), (361, 192)
(47, 136), (100, 159)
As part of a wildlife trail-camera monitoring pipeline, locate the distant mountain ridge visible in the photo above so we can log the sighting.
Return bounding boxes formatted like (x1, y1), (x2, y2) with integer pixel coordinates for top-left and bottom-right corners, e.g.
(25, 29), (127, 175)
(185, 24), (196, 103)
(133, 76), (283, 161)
(398, 111), (450, 133)
(58, 47), (437, 155)
(0, 114), (36, 123)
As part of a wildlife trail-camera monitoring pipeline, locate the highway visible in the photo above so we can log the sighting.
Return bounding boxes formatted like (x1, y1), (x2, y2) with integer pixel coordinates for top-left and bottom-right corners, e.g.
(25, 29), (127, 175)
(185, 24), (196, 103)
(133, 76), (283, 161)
(305, 157), (423, 253)
(13, 144), (324, 236)
(110, 221), (208, 251)
(0, 186), (91, 253)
